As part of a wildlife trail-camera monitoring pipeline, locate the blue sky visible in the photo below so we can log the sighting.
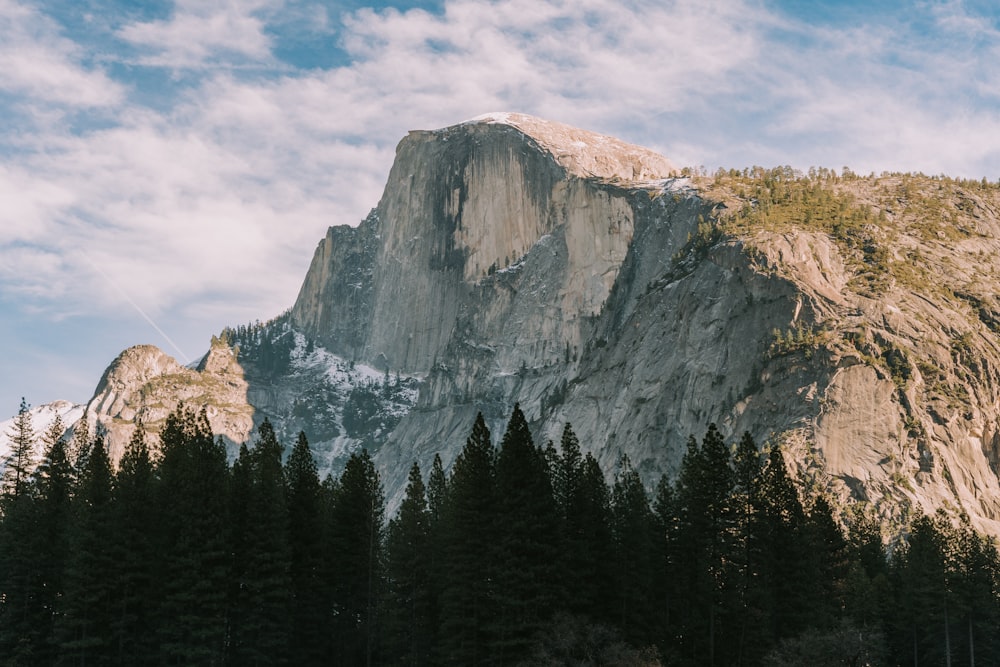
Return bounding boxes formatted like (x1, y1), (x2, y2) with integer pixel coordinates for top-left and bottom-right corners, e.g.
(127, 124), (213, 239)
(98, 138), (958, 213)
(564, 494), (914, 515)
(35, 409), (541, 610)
(1, 0), (999, 415)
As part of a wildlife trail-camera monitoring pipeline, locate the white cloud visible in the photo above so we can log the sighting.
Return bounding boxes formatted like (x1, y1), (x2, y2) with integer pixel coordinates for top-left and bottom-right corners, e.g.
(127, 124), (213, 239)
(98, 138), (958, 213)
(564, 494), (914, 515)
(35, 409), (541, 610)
(3, 0), (1000, 400)
(117, 0), (276, 68)
(0, 0), (123, 107)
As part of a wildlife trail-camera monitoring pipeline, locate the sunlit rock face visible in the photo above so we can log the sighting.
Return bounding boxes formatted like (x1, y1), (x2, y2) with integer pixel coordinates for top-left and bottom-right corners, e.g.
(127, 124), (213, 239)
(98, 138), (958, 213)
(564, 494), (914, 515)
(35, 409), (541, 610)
(84, 342), (255, 462)
(65, 113), (1000, 536)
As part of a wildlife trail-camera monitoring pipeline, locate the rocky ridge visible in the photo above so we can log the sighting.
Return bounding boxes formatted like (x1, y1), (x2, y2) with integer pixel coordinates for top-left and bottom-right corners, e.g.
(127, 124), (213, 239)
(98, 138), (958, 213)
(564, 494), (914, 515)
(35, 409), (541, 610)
(11, 114), (1000, 537)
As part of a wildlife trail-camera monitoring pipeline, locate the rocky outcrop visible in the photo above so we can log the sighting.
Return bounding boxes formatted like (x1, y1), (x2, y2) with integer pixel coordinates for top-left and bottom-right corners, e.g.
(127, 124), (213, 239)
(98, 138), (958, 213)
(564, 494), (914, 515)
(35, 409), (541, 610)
(84, 341), (255, 461)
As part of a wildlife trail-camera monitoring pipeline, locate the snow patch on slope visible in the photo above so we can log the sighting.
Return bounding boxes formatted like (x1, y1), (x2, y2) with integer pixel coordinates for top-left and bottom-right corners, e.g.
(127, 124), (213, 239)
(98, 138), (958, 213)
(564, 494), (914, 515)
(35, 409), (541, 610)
(0, 400), (84, 473)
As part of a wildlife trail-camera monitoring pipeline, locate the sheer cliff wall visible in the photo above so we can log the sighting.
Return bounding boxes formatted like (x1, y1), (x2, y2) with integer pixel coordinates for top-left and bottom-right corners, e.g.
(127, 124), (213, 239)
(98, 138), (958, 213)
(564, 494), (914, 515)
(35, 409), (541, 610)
(78, 114), (1000, 536)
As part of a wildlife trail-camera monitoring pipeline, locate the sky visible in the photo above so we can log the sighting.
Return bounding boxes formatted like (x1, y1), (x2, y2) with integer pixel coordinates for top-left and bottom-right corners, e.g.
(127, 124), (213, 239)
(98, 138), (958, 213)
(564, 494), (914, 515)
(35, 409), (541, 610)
(1, 0), (999, 415)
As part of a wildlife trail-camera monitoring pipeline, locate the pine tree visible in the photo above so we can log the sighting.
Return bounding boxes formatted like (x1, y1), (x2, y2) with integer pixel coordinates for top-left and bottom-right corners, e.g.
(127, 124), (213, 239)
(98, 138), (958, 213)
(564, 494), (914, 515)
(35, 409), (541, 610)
(0, 400), (42, 663)
(673, 425), (736, 666)
(153, 406), (230, 664)
(491, 404), (559, 664)
(425, 453), (449, 664)
(889, 512), (953, 665)
(285, 431), (327, 666)
(329, 448), (385, 667)
(756, 444), (811, 646)
(805, 495), (850, 626)
(427, 453), (448, 524)
(438, 413), (496, 666)
(57, 434), (116, 665)
(730, 430), (769, 665)
(610, 454), (658, 651)
(844, 505), (888, 631)
(653, 473), (679, 659)
(70, 411), (92, 478)
(228, 441), (253, 660)
(2, 398), (36, 502)
(952, 518), (1000, 665)
(110, 422), (157, 665)
(385, 462), (434, 665)
(556, 425), (614, 625)
(29, 414), (76, 664)
(0, 487), (39, 664)
(228, 419), (291, 665)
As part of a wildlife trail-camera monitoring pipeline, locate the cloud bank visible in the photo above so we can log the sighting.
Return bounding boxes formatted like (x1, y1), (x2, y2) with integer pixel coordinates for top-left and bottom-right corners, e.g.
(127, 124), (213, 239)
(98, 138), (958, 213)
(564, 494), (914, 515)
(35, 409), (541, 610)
(1, 0), (998, 408)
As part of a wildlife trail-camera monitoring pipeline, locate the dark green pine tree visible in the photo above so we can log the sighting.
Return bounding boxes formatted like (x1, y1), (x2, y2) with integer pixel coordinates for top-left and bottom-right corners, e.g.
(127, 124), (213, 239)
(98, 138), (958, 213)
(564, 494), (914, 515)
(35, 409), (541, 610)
(0, 402), (44, 664)
(888, 512), (954, 666)
(843, 506), (889, 632)
(284, 431), (327, 666)
(0, 486), (40, 665)
(424, 453), (448, 664)
(555, 424), (614, 625)
(491, 404), (560, 664)
(385, 462), (434, 666)
(153, 406), (230, 664)
(755, 444), (811, 646)
(673, 425), (736, 666)
(57, 434), (117, 665)
(610, 454), (659, 652)
(729, 430), (769, 666)
(2, 398), (36, 501)
(318, 471), (340, 662)
(110, 422), (157, 665)
(426, 453), (448, 525)
(952, 517), (1000, 664)
(804, 495), (850, 627)
(329, 448), (386, 667)
(228, 441), (253, 659)
(438, 413), (496, 666)
(20, 414), (75, 664)
(228, 419), (291, 666)
(70, 411), (92, 479)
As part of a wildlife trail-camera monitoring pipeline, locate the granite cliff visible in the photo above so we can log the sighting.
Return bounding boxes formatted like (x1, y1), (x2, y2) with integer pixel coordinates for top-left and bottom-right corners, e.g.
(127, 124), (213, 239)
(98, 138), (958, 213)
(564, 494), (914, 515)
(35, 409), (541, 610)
(28, 113), (1000, 535)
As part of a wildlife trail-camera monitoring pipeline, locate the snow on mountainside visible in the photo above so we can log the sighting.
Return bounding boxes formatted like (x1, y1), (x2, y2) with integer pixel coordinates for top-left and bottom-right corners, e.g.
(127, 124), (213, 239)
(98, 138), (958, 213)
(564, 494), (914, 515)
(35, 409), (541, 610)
(0, 400), (84, 473)
(59, 313), (419, 482)
(248, 324), (420, 476)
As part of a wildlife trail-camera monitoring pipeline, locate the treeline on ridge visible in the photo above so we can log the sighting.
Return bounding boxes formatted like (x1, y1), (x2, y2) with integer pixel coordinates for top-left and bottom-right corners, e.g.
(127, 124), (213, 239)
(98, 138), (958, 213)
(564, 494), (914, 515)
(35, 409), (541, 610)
(2, 401), (1000, 666)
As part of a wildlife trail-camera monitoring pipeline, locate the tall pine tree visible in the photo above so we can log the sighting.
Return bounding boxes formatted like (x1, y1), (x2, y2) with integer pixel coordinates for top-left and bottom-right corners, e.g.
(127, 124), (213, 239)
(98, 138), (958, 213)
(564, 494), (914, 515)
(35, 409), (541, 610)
(385, 462), (434, 666)
(285, 431), (327, 666)
(57, 434), (116, 665)
(610, 454), (659, 652)
(2, 398), (36, 502)
(110, 422), (157, 665)
(491, 404), (559, 664)
(153, 406), (230, 664)
(438, 413), (496, 666)
(228, 419), (291, 666)
(329, 448), (385, 667)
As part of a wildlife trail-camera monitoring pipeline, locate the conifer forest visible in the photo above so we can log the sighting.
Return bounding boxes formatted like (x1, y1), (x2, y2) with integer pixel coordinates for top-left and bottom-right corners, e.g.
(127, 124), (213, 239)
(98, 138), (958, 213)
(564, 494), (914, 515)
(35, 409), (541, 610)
(2, 401), (1000, 666)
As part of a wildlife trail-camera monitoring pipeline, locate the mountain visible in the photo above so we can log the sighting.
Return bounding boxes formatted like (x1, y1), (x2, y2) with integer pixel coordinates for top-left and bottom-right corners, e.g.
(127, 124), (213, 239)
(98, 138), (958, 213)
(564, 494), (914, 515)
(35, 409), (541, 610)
(9, 113), (1000, 535)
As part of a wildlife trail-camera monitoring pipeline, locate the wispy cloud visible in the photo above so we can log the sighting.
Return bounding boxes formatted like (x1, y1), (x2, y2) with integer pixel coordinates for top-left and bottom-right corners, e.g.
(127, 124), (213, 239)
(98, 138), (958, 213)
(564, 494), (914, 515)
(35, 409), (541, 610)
(0, 0), (122, 108)
(117, 0), (277, 69)
(1, 0), (999, 408)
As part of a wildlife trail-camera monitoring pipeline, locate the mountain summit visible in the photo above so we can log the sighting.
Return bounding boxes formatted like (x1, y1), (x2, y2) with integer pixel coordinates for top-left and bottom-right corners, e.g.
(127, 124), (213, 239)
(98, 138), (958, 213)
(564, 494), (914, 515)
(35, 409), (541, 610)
(17, 114), (1000, 534)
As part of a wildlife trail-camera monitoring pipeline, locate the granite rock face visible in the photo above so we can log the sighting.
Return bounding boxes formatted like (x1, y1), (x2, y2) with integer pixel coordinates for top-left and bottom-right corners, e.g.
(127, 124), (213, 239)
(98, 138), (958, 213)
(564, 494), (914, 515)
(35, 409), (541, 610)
(83, 342), (255, 462)
(61, 113), (1000, 535)
(288, 114), (1000, 534)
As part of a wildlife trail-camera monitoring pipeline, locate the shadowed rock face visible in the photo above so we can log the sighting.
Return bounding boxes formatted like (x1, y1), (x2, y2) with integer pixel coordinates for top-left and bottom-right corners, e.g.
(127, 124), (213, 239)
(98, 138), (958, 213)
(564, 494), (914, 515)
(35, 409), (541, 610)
(74, 113), (1000, 535)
